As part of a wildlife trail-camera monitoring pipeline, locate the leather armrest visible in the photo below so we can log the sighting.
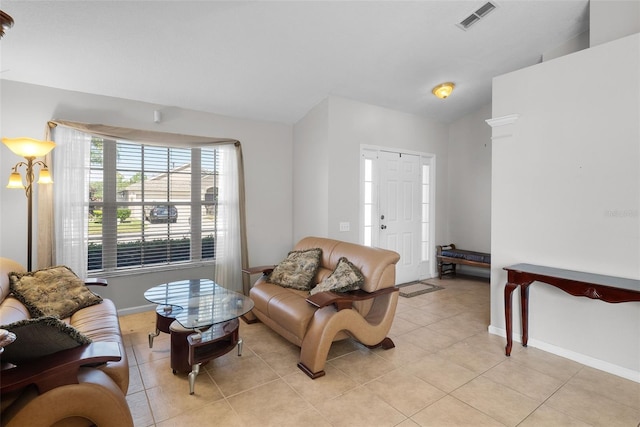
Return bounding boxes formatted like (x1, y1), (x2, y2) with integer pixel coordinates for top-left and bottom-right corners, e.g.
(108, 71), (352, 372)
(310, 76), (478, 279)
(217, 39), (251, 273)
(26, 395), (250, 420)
(1, 342), (121, 395)
(84, 278), (108, 286)
(306, 287), (398, 311)
(242, 265), (276, 276)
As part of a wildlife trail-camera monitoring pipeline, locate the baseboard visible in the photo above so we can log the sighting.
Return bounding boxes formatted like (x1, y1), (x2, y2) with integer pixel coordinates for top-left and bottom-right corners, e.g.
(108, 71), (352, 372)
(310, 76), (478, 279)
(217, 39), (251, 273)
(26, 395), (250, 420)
(117, 304), (155, 317)
(488, 325), (640, 383)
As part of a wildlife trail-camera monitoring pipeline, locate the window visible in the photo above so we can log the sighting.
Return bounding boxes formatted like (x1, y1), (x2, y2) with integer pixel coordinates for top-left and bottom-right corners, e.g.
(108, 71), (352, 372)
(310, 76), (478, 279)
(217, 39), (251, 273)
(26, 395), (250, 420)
(361, 149), (378, 247)
(88, 138), (220, 272)
(420, 163), (430, 262)
(48, 122), (246, 293)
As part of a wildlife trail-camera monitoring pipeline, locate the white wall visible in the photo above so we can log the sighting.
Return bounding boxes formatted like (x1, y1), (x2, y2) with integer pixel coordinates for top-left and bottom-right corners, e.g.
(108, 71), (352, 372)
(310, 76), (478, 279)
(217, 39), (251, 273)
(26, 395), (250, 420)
(590, 0), (640, 47)
(293, 96), (449, 251)
(0, 80), (293, 312)
(447, 104), (492, 253)
(543, 30), (589, 61)
(292, 99), (330, 243)
(490, 34), (640, 380)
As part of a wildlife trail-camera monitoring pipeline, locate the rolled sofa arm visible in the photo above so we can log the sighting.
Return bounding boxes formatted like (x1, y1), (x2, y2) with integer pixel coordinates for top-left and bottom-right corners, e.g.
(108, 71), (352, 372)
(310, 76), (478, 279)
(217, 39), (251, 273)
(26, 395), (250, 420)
(2, 367), (134, 427)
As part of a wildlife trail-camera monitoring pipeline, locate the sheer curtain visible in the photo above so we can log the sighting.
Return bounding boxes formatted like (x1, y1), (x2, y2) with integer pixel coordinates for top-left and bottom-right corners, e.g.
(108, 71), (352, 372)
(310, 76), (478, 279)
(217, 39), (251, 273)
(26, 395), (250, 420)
(214, 143), (243, 293)
(49, 126), (91, 277)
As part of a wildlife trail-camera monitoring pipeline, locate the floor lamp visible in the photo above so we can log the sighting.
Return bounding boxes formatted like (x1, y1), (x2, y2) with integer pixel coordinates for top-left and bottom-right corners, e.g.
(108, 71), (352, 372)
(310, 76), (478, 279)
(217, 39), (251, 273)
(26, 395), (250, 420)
(3, 137), (55, 271)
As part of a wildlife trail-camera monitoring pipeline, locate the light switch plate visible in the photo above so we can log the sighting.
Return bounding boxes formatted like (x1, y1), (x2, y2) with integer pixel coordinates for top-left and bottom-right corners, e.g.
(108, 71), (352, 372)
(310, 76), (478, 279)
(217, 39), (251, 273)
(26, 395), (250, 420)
(339, 222), (350, 232)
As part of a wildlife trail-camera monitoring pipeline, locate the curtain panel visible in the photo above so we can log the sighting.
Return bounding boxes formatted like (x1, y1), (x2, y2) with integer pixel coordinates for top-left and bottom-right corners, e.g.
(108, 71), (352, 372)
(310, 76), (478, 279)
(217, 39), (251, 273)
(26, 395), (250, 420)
(39, 120), (250, 294)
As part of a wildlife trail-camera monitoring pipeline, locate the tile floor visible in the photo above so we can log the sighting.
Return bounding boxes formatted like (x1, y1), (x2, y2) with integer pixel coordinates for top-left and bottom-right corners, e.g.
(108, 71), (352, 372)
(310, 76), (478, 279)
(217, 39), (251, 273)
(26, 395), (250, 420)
(119, 276), (640, 426)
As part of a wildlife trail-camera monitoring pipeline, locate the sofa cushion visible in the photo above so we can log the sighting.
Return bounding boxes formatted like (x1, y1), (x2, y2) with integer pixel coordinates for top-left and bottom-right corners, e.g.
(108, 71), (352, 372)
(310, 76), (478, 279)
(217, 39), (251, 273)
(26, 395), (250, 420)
(0, 316), (92, 364)
(9, 265), (103, 319)
(0, 296), (32, 326)
(310, 257), (364, 295)
(0, 258), (24, 305)
(70, 298), (130, 395)
(268, 248), (322, 291)
(250, 281), (316, 341)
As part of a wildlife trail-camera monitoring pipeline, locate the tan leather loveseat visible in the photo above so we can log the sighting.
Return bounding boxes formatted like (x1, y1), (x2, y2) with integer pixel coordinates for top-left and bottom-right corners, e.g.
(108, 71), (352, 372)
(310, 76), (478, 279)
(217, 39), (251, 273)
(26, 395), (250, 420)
(0, 257), (132, 427)
(249, 237), (400, 378)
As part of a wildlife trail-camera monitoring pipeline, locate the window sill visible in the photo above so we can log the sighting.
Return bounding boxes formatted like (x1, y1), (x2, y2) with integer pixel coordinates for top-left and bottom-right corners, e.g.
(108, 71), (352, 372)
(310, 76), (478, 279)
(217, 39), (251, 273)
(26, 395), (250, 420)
(88, 260), (216, 279)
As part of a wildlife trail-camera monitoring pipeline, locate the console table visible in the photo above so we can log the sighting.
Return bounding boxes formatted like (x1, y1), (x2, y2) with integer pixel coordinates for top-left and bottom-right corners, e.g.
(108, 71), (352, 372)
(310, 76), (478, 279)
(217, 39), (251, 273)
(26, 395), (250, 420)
(503, 263), (640, 356)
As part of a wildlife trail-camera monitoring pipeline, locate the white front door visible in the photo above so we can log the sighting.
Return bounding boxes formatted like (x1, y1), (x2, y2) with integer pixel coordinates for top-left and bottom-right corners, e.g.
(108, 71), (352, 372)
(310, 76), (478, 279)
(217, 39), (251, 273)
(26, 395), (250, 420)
(378, 151), (421, 284)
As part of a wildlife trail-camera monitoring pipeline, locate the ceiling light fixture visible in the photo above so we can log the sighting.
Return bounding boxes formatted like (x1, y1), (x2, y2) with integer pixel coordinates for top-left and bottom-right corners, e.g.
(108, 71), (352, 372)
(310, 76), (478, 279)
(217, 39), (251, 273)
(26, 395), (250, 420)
(0, 10), (14, 39)
(432, 82), (455, 99)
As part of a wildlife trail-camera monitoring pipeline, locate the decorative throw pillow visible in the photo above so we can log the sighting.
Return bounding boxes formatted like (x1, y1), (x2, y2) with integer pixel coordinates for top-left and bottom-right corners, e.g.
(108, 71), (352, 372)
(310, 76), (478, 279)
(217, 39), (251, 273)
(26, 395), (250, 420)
(0, 316), (92, 364)
(309, 257), (364, 295)
(268, 248), (322, 291)
(9, 265), (103, 319)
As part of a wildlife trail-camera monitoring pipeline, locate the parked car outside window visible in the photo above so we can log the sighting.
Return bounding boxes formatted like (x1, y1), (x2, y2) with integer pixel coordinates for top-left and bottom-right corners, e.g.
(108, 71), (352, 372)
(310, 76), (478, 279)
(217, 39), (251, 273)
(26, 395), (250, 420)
(146, 205), (178, 223)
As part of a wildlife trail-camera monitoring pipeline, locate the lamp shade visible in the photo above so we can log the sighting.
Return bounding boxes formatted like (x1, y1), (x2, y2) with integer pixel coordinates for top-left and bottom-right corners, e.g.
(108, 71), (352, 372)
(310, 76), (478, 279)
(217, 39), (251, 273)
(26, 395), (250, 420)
(432, 82), (455, 99)
(2, 137), (56, 158)
(37, 167), (53, 184)
(6, 172), (24, 189)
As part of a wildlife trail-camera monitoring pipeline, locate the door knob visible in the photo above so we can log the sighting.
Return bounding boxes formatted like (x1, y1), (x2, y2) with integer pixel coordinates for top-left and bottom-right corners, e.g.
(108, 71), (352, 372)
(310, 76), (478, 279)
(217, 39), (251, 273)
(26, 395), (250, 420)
(381, 225), (387, 230)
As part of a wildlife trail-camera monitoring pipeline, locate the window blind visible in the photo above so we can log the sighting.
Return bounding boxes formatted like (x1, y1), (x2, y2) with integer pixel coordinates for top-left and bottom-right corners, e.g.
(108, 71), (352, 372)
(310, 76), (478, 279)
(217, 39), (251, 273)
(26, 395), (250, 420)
(88, 138), (220, 272)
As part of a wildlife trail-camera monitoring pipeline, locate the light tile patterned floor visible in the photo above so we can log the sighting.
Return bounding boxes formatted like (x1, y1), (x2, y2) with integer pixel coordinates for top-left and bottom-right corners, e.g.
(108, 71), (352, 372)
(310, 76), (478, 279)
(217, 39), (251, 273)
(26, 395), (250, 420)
(119, 277), (640, 426)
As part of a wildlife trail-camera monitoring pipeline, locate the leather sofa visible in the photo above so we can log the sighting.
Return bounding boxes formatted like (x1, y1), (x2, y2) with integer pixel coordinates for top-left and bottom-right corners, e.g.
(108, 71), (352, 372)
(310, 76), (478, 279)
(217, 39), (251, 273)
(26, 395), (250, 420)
(249, 237), (400, 378)
(0, 257), (133, 427)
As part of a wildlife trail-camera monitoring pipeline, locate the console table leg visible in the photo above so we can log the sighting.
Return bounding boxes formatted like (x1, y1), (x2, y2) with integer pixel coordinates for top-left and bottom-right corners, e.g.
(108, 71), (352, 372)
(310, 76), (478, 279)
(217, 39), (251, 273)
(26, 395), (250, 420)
(504, 282), (518, 356)
(520, 283), (531, 347)
(188, 363), (201, 395)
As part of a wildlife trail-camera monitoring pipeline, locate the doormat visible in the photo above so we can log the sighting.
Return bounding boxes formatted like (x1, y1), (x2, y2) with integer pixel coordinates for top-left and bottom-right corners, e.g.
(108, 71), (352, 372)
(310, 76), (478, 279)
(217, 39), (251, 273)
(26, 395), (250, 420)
(396, 280), (444, 298)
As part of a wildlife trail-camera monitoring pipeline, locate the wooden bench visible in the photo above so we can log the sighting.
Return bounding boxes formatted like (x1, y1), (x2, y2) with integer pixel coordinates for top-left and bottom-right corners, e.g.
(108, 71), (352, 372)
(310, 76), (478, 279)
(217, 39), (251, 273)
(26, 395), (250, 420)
(436, 244), (491, 279)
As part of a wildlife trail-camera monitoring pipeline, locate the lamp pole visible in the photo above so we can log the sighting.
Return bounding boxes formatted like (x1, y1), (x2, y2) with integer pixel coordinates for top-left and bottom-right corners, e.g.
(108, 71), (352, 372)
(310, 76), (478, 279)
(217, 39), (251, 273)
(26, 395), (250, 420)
(3, 137), (55, 272)
(24, 157), (36, 272)
(9, 157), (47, 271)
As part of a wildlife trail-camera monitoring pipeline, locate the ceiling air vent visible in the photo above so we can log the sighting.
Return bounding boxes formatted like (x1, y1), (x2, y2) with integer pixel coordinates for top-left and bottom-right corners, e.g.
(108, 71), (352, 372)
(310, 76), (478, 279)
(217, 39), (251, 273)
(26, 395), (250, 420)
(457, 2), (497, 30)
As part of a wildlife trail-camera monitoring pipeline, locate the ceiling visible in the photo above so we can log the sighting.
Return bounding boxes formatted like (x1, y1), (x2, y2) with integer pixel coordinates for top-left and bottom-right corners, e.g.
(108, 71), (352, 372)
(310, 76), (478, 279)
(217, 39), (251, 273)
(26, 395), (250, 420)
(0, 1), (589, 124)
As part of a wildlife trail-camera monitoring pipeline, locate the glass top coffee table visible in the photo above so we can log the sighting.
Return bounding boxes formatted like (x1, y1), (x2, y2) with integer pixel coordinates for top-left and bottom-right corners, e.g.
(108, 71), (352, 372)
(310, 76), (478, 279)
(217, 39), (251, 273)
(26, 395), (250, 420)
(144, 279), (254, 394)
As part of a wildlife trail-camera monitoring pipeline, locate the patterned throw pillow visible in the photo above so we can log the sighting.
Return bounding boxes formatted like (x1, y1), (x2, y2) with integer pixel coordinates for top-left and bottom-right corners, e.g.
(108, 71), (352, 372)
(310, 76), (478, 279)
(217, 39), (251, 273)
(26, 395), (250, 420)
(0, 316), (92, 364)
(9, 265), (103, 319)
(309, 257), (364, 295)
(268, 248), (322, 291)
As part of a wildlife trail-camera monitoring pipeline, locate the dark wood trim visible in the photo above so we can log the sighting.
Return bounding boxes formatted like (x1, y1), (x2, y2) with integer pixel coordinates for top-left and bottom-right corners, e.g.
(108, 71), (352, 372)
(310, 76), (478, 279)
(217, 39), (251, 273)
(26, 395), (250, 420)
(242, 265), (275, 276)
(84, 278), (108, 286)
(297, 362), (325, 379)
(306, 287), (398, 311)
(1, 342), (121, 395)
(365, 337), (395, 350)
